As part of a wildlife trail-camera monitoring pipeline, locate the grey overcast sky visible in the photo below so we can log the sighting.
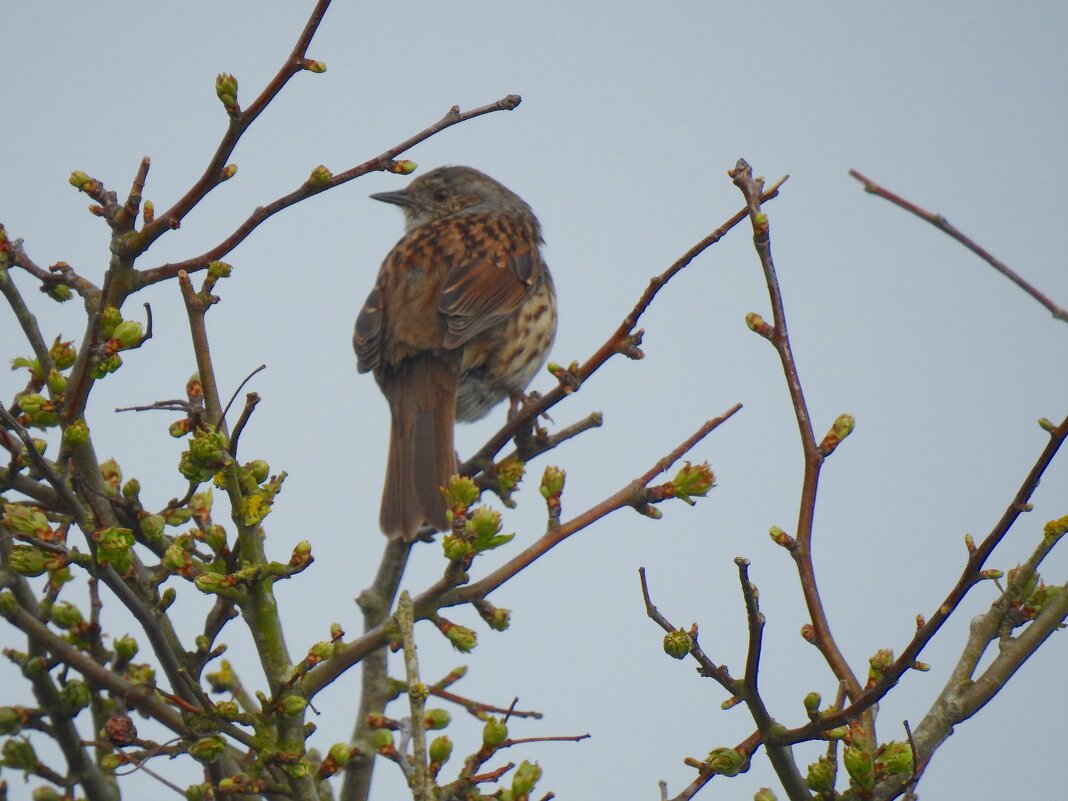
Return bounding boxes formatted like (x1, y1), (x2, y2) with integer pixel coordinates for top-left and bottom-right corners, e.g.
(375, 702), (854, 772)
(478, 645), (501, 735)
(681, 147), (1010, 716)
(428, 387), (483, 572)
(3, 2), (1068, 799)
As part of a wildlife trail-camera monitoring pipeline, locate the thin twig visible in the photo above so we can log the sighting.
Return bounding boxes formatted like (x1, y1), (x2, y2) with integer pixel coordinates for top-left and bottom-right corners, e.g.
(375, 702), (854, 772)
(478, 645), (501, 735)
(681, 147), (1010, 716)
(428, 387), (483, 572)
(138, 94), (524, 287)
(849, 169), (1068, 323)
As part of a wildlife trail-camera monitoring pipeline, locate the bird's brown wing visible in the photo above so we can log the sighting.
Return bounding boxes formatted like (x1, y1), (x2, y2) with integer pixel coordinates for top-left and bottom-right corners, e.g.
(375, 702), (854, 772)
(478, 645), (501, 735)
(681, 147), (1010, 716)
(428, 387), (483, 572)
(353, 285), (384, 373)
(437, 215), (540, 350)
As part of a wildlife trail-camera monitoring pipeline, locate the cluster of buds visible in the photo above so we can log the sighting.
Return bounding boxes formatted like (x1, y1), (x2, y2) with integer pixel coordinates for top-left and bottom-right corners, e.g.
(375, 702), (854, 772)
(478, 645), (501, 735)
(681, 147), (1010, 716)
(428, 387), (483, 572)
(440, 476), (514, 562)
(179, 429), (231, 484)
(92, 526), (135, 574)
(1005, 563), (1063, 624)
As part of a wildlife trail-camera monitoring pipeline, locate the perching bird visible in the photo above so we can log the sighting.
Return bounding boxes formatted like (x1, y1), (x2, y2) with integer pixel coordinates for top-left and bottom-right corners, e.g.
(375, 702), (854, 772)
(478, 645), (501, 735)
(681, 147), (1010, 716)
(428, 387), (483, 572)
(354, 166), (557, 541)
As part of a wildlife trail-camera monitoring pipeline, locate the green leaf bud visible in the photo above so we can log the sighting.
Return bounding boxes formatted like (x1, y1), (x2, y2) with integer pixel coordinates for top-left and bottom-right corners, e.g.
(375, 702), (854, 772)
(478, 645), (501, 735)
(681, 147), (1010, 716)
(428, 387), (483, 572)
(482, 717), (507, 748)
(188, 735), (227, 764)
(114, 634), (139, 662)
(279, 695), (308, 717)
(540, 465), (566, 498)
(429, 735), (452, 764)
(705, 747), (748, 777)
(2, 504), (50, 537)
(663, 628), (693, 659)
(110, 320), (143, 350)
(424, 708), (451, 730)
(805, 755), (836, 792)
(1, 737), (38, 771)
(671, 461), (715, 504)
(843, 745), (874, 791)
(511, 760), (542, 796)
(8, 545), (50, 577)
(60, 679), (92, 712)
(50, 601), (83, 629)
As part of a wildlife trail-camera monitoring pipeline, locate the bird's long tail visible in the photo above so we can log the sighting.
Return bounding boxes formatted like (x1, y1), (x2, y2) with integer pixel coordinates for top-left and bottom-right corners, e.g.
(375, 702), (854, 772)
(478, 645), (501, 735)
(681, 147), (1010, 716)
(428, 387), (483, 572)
(380, 356), (458, 541)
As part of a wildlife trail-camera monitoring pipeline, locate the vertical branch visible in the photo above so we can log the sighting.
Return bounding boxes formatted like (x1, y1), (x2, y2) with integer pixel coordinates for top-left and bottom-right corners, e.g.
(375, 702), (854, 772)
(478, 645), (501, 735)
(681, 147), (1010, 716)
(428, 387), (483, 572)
(729, 159), (868, 736)
(342, 539), (412, 801)
(398, 591), (430, 801)
(734, 559), (809, 801)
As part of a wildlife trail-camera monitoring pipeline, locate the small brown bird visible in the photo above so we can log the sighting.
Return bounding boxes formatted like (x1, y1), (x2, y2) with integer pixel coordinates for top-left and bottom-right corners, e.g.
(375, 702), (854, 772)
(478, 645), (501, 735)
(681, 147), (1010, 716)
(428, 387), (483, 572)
(354, 166), (557, 541)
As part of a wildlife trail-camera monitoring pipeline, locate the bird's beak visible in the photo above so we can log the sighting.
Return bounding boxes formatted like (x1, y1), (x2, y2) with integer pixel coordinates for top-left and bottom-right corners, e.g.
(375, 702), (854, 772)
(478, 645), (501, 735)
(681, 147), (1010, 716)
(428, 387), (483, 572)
(370, 190), (414, 207)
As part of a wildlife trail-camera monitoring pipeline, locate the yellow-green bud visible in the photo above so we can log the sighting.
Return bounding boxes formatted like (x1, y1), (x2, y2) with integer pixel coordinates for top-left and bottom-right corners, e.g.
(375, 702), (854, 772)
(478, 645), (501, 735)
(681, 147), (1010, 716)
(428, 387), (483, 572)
(663, 628), (693, 659)
(2, 737), (38, 771)
(805, 755), (836, 792)
(303, 59), (328, 73)
(63, 418), (89, 447)
(803, 692), (821, 714)
(745, 311), (773, 338)
(68, 171), (91, 189)
(443, 622), (477, 653)
(139, 514), (165, 543)
(122, 478), (141, 499)
(46, 369), (67, 395)
(705, 747), (748, 777)
(424, 709), (451, 730)
(50, 601), (83, 629)
(188, 735), (227, 764)
(2, 504), (50, 537)
(246, 459), (269, 483)
(875, 740), (913, 776)
(371, 729), (394, 750)
(482, 717), (507, 748)
(429, 735), (452, 764)
(164, 507), (192, 526)
(220, 164), (237, 181)
(215, 73), (239, 110)
(483, 605), (511, 632)
(443, 475), (479, 510)
(540, 465), (566, 498)
(279, 695), (308, 717)
(18, 393), (58, 427)
(843, 745), (874, 791)
(32, 786), (61, 801)
(89, 354), (122, 379)
(8, 545), (50, 577)
(819, 413), (855, 456)
(671, 461), (715, 504)
(114, 635), (138, 662)
(169, 419), (192, 438)
(867, 647), (894, 683)
(442, 535), (474, 562)
(511, 760), (542, 796)
(753, 789), (778, 801)
(326, 742), (351, 768)
(60, 679), (91, 712)
(94, 527), (135, 573)
(386, 160), (417, 175)
(0, 592), (16, 615)
(110, 320), (143, 350)
(0, 708), (22, 735)
(308, 165), (333, 186)
(45, 283), (73, 302)
(100, 306), (122, 339)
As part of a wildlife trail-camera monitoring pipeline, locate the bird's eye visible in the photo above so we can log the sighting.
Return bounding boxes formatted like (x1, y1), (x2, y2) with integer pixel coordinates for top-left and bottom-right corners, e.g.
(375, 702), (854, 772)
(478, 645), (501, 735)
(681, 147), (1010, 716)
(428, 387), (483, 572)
(433, 189), (449, 202)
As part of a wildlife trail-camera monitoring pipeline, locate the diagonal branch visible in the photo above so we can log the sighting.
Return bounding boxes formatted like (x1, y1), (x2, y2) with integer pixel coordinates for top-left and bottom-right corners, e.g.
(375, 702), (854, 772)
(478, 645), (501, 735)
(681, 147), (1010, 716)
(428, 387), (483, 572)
(849, 168), (1068, 323)
(137, 94), (523, 288)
